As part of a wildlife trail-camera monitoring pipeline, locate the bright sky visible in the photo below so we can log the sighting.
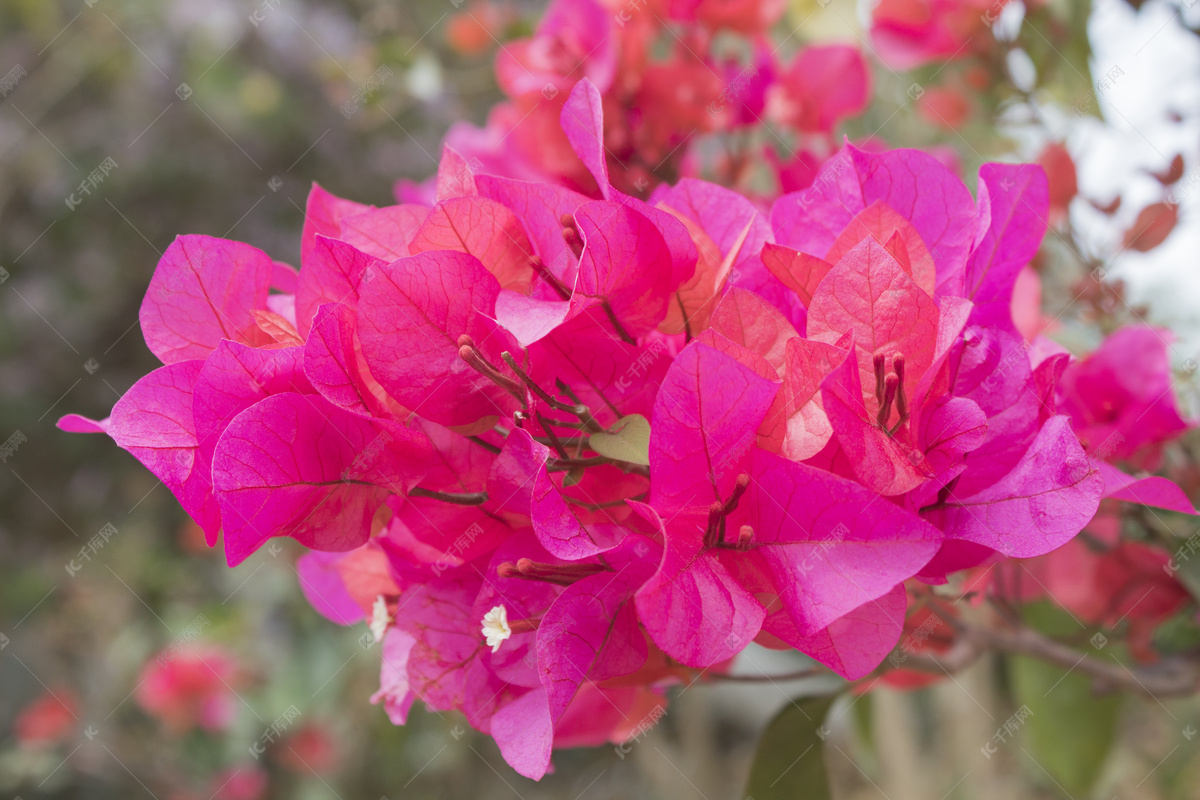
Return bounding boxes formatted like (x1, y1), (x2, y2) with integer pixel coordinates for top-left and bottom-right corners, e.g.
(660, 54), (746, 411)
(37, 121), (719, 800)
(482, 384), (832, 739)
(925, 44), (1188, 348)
(1077, 0), (1200, 366)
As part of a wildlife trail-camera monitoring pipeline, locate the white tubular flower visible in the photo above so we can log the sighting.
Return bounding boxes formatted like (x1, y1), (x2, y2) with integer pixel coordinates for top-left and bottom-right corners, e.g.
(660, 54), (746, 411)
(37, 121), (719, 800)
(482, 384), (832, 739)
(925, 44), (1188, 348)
(370, 594), (390, 643)
(481, 605), (512, 653)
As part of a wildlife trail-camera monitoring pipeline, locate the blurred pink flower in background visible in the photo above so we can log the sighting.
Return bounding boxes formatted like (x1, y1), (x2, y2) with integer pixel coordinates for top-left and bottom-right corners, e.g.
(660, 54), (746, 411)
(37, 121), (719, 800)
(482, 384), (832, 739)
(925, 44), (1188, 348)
(135, 647), (241, 734)
(767, 44), (871, 134)
(1059, 325), (1193, 469)
(870, 0), (1006, 70)
(667, 0), (786, 33)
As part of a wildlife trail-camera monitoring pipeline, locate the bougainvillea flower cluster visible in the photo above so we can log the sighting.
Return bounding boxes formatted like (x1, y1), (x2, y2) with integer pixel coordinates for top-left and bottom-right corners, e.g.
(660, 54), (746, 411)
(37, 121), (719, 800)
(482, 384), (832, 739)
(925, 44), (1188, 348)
(868, 0), (1009, 70)
(65, 77), (1155, 778)
(415, 0), (870, 200)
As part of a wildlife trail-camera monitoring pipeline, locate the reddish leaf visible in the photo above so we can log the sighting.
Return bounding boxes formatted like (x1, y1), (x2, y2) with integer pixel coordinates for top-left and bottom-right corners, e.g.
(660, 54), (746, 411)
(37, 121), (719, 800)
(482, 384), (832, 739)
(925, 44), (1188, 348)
(1124, 202), (1178, 252)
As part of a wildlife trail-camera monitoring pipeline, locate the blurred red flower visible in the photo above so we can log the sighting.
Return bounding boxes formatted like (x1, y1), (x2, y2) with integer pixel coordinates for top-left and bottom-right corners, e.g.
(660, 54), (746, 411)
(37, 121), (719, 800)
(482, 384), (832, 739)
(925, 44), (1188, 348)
(14, 688), (79, 748)
(207, 765), (268, 800)
(916, 86), (971, 130)
(279, 723), (341, 774)
(446, 2), (508, 56)
(136, 647), (240, 734)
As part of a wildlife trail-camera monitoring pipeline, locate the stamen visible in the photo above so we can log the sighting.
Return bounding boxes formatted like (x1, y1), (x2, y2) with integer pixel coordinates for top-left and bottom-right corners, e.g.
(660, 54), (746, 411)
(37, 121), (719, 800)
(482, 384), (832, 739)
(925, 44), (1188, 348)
(736, 525), (754, 552)
(919, 476), (960, 514)
(496, 353), (606, 434)
(873, 353), (887, 405)
(409, 487), (489, 506)
(703, 501), (725, 549)
(457, 337), (525, 402)
(529, 256), (572, 301)
(556, 380), (603, 432)
(536, 416), (588, 430)
(893, 353), (909, 424)
(546, 455), (649, 477)
(502, 352), (562, 409)
(467, 435), (501, 455)
(601, 298), (637, 345)
(516, 557), (605, 578)
(888, 352), (910, 436)
(703, 475), (754, 548)
(548, 455), (611, 469)
(877, 373), (898, 429)
(535, 411), (570, 458)
(530, 433), (587, 446)
(561, 214), (584, 258)
(497, 558), (609, 586)
(723, 473), (750, 515)
(555, 379), (583, 406)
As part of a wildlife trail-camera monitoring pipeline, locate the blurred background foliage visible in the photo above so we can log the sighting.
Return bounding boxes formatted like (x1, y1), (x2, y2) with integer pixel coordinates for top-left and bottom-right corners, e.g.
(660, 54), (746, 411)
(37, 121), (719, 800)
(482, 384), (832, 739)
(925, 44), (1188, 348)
(4, 0), (1200, 798)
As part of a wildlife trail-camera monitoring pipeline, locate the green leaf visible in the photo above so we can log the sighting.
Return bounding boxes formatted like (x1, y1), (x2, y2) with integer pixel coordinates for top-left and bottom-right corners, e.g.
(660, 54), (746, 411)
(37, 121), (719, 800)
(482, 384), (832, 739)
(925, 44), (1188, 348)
(745, 695), (835, 800)
(587, 414), (651, 466)
(1168, 550), (1200, 605)
(1009, 654), (1122, 796)
(1021, 600), (1083, 638)
(1152, 609), (1200, 655)
(852, 693), (874, 755)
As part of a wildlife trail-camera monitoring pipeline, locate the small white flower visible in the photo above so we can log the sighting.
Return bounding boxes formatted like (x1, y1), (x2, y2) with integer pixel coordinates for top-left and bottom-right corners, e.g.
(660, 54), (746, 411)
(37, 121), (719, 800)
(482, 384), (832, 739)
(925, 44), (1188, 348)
(481, 605), (512, 653)
(369, 594), (390, 642)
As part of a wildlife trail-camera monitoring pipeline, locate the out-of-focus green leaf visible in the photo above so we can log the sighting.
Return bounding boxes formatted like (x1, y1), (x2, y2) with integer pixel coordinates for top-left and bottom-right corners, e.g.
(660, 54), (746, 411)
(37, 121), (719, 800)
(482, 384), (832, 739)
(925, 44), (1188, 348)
(851, 692), (874, 757)
(1010, 654), (1121, 796)
(1023, 0), (1098, 116)
(1152, 610), (1200, 655)
(1166, 546), (1200, 605)
(745, 695), (835, 800)
(1021, 599), (1083, 637)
